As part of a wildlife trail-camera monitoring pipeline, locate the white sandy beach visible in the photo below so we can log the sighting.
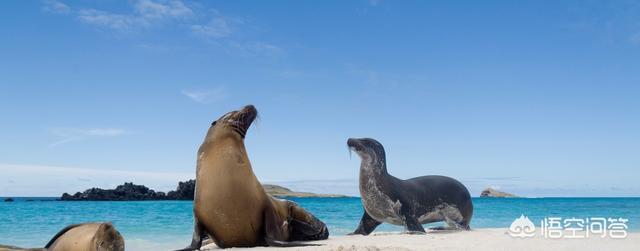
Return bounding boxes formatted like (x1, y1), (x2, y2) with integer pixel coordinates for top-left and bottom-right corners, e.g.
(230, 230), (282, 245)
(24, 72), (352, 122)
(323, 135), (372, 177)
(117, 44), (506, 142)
(200, 229), (639, 251)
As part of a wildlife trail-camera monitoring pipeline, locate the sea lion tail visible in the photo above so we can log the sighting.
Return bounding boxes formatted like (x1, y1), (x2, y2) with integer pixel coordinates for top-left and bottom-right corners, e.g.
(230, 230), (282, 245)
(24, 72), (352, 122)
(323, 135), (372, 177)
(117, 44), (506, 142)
(44, 223), (84, 248)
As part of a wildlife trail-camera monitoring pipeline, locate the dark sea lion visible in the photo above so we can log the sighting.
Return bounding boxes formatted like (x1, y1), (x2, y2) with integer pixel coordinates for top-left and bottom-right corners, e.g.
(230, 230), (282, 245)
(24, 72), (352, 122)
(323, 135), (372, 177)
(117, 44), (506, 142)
(347, 138), (473, 235)
(45, 222), (124, 251)
(179, 105), (328, 250)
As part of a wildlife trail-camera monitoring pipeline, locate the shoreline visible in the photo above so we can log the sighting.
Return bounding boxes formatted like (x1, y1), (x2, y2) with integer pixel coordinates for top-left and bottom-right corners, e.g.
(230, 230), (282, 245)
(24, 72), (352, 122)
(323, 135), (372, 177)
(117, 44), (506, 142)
(200, 229), (639, 251)
(2, 228), (639, 251)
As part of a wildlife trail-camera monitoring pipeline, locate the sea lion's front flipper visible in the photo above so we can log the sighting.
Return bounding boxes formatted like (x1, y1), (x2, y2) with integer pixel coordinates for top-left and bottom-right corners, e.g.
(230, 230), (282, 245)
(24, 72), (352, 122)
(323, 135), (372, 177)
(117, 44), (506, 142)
(174, 219), (205, 251)
(349, 211), (381, 236)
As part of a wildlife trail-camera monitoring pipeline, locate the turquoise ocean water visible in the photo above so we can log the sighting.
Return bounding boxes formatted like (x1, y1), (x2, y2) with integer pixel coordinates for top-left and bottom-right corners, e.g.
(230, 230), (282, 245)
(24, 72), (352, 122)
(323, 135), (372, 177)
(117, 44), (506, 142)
(1, 197), (638, 250)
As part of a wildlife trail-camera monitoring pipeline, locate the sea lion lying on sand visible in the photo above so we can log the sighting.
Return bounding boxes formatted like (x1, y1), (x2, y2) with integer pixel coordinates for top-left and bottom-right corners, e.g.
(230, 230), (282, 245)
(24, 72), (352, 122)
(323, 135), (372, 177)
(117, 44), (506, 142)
(0, 222), (124, 251)
(45, 222), (124, 251)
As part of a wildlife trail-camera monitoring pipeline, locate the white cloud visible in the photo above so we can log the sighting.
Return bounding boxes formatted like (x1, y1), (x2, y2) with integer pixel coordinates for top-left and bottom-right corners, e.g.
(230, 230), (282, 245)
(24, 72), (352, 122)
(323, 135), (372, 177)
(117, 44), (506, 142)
(42, 0), (70, 14)
(191, 17), (233, 38)
(226, 41), (286, 58)
(190, 10), (245, 39)
(77, 9), (140, 30)
(245, 41), (285, 56)
(189, 11), (286, 57)
(49, 127), (129, 147)
(71, 0), (193, 31)
(0, 163), (192, 196)
(43, 1), (285, 58)
(135, 0), (192, 19)
(181, 87), (228, 104)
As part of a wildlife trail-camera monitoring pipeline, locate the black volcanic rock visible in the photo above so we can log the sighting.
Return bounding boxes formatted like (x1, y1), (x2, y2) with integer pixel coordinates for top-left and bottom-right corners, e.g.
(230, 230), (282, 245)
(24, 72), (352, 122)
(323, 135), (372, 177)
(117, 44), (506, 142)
(3, 198), (13, 202)
(166, 180), (195, 200)
(61, 182), (166, 201)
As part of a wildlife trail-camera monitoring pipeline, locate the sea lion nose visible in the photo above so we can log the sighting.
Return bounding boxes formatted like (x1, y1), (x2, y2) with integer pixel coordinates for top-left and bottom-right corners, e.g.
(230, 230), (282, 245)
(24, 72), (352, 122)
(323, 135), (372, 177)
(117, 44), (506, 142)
(347, 138), (358, 147)
(239, 105), (258, 126)
(320, 225), (329, 239)
(244, 104), (256, 113)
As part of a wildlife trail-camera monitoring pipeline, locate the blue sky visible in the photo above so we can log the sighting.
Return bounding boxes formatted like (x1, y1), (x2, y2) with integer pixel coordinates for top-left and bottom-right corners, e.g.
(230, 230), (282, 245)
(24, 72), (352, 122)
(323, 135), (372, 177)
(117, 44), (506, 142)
(1, 0), (639, 197)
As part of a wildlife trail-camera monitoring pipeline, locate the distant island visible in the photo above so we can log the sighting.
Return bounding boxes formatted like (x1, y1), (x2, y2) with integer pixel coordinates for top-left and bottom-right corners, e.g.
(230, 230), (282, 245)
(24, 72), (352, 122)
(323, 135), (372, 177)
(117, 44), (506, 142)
(60, 180), (347, 201)
(480, 187), (519, 198)
(262, 184), (345, 198)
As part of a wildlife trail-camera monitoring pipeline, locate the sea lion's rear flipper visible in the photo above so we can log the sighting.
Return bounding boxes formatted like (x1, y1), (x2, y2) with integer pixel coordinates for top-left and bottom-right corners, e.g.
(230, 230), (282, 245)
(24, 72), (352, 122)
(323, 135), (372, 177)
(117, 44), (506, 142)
(287, 201), (329, 241)
(349, 211), (382, 235)
(263, 203), (323, 247)
(401, 209), (426, 234)
(44, 223), (84, 249)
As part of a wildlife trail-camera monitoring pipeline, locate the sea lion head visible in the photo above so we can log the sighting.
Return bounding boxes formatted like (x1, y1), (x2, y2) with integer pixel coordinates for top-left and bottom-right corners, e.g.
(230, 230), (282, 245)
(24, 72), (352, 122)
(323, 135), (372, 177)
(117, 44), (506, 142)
(347, 138), (385, 161)
(207, 105), (258, 140)
(347, 138), (387, 174)
(94, 223), (125, 251)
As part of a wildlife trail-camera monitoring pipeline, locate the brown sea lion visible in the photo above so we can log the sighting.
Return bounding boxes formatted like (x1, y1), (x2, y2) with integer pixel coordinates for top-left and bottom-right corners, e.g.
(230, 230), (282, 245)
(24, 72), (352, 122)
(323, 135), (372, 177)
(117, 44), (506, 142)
(179, 105), (328, 250)
(45, 222), (124, 251)
(0, 244), (44, 251)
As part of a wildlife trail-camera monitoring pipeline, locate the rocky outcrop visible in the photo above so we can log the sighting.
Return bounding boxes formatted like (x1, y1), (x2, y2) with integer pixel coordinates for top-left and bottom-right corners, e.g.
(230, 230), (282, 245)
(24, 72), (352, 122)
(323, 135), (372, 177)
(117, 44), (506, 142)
(263, 184), (347, 198)
(61, 180), (346, 201)
(480, 187), (519, 198)
(3, 198), (13, 202)
(166, 179), (195, 200)
(62, 182), (166, 201)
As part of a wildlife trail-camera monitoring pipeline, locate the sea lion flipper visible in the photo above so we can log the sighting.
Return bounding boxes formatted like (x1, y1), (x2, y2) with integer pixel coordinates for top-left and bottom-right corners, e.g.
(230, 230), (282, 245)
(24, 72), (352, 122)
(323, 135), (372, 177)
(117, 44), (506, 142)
(263, 203), (288, 245)
(263, 204), (322, 247)
(175, 219), (205, 251)
(401, 211), (426, 233)
(286, 201), (329, 241)
(44, 223), (84, 248)
(349, 211), (381, 236)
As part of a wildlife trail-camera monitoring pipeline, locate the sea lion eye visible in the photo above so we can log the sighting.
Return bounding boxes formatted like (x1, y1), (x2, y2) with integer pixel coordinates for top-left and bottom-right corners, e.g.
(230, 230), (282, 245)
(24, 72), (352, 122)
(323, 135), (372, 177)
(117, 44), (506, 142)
(211, 121), (217, 126)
